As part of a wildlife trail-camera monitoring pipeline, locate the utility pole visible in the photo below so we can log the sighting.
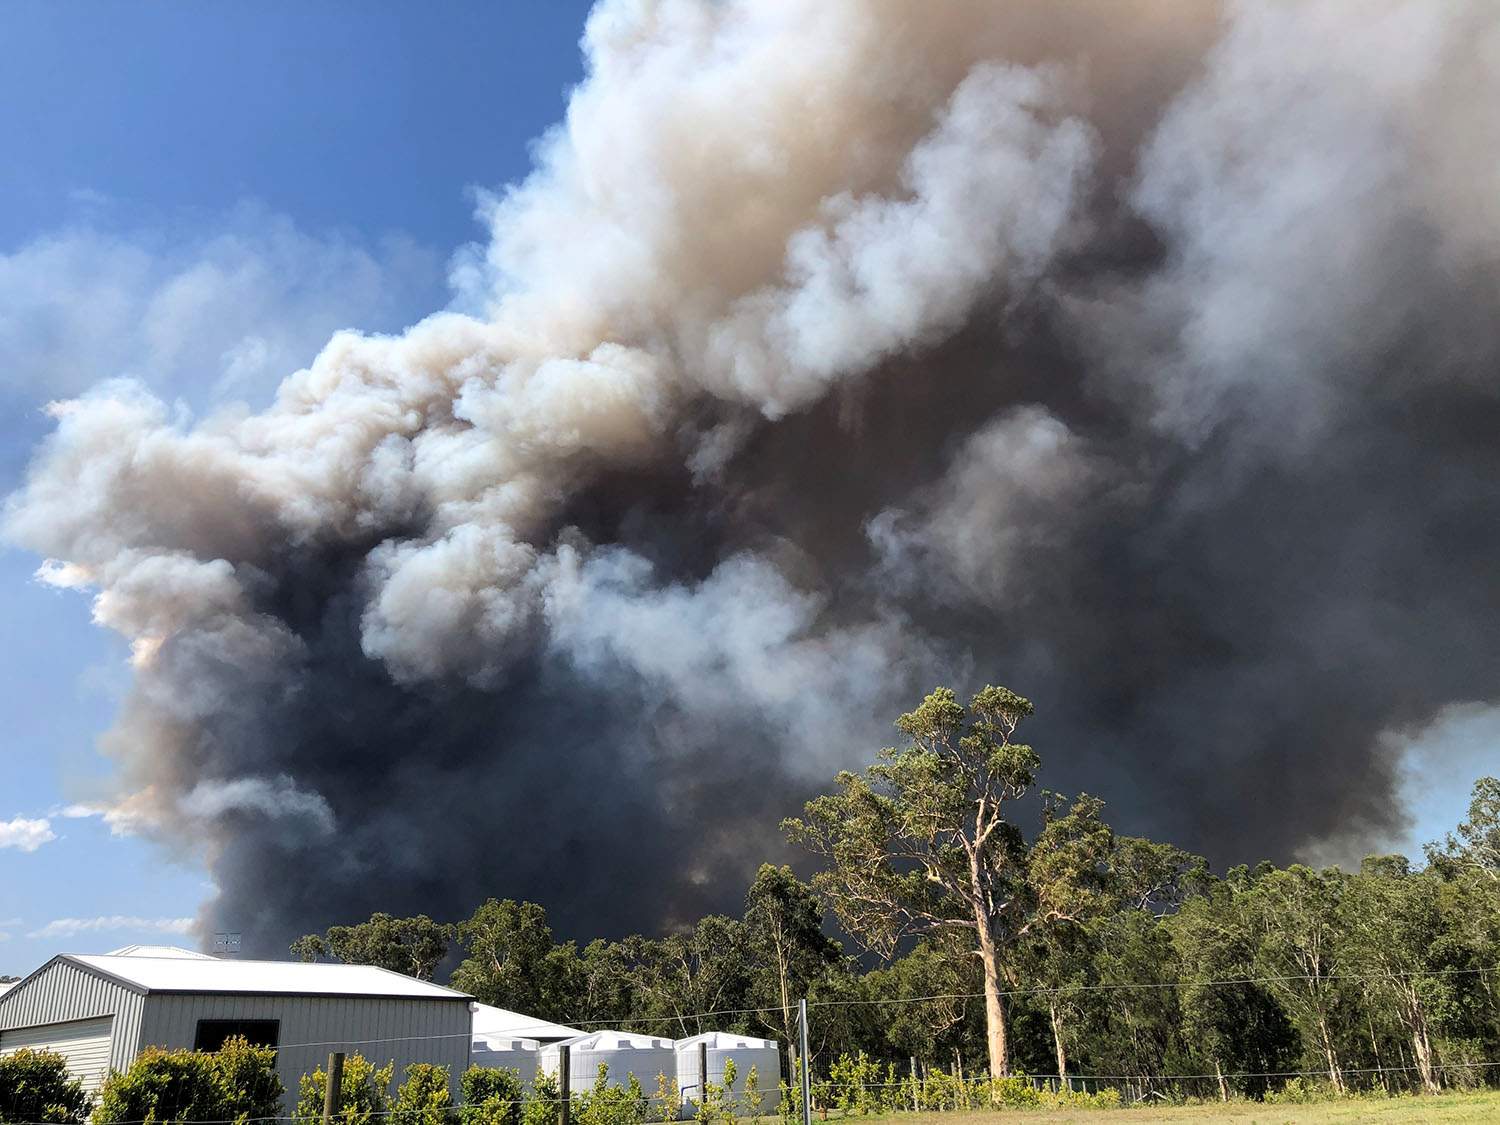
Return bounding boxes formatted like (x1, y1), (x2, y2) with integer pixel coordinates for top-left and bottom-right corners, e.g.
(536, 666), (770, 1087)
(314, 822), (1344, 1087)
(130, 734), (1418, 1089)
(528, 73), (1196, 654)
(322, 1052), (344, 1125)
(798, 998), (812, 1125)
(558, 1045), (571, 1125)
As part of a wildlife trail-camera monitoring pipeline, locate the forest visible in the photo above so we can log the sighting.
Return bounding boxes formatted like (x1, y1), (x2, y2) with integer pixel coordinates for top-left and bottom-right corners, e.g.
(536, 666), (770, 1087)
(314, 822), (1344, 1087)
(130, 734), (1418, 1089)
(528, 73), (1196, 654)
(286, 686), (1500, 1102)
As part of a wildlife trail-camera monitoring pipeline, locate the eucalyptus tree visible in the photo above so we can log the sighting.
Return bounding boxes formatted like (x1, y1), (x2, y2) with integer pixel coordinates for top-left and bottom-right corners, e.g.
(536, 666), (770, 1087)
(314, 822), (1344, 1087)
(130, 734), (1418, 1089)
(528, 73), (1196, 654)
(1427, 776), (1500, 882)
(291, 912), (454, 981)
(451, 898), (575, 1016)
(1338, 857), (1450, 1093)
(786, 684), (1105, 1078)
(744, 864), (843, 1050)
(1244, 865), (1354, 1092)
(1170, 877), (1297, 1100)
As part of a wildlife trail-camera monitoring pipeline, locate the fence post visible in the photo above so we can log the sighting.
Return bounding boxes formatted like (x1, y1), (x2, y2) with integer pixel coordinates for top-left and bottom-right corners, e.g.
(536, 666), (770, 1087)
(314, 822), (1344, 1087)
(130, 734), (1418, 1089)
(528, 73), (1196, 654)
(798, 998), (812, 1125)
(699, 1041), (709, 1113)
(323, 1052), (344, 1125)
(559, 1044), (571, 1125)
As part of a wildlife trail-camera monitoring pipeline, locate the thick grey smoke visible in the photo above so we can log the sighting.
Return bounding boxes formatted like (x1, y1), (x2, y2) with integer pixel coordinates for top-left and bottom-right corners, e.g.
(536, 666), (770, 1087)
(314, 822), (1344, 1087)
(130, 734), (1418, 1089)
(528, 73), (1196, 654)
(7, 0), (1500, 950)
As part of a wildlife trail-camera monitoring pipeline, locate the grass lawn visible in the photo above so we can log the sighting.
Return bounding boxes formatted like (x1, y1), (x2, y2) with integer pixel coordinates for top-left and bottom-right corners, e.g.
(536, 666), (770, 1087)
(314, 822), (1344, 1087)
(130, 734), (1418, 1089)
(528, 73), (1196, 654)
(839, 1089), (1500, 1123)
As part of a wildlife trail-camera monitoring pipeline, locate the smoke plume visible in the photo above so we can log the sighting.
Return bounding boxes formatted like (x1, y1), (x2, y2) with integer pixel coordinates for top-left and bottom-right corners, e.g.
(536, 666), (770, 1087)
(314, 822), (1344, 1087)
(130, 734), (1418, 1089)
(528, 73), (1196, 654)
(8, 0), (1500, 950)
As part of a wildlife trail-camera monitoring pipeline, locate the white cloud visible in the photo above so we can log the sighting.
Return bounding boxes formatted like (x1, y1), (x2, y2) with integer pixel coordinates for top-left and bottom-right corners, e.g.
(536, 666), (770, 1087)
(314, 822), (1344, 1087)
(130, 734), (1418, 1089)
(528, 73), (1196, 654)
(27, 915), (194, 940)
(0, 917), (20, 942)
(0, 204), (442, 411)
(0, 817), (56, 852)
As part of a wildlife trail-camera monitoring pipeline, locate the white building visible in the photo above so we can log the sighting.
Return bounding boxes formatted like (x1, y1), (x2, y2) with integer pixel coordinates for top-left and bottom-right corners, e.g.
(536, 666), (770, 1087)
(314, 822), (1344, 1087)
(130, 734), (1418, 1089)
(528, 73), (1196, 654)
(0, 950), (474, 1110)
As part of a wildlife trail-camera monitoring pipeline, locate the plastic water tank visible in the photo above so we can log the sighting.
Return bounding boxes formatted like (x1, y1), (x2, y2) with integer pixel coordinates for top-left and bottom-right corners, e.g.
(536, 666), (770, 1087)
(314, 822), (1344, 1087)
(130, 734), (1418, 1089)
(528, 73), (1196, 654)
(674, 1032), (782, 1117)
(471, 1035), (541, 1088)
(539, 1031), (677, 1099)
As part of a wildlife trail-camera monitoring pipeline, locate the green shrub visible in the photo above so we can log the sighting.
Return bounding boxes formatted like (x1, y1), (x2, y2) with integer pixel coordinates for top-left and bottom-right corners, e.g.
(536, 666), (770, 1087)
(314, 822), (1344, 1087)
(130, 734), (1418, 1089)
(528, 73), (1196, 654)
(775, 1079), (798, 1125)
(988, 1075), (1042, 1108)
(912, 1067), (970, 1113)
(295, 1054), (395, 1125)
(826, 1053), (906, 1116)
(651, 1073), (682, 1123)
(1264, 1076), (1333, 1105)
(572, 1065), (647, 1125)
(0, 1048), (92, 1124)
(741, 1065), (765, 1122)
(519, 1072), (559, 1125)
(391, 1063), (452, 1125)
(460, 1067), (525, 1125)
(692, 1057), (738, 1125)
(93, 1038), (281, 1125)
(215, 1038), (284, 1121)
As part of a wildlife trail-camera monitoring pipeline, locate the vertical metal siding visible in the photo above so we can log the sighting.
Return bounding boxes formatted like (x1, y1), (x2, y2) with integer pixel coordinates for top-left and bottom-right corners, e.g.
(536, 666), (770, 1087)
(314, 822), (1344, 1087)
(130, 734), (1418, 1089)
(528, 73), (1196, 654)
(0, 960), (145, 1077)
(139, 994), (471, 1113)
(0, 1015), (116, 1093)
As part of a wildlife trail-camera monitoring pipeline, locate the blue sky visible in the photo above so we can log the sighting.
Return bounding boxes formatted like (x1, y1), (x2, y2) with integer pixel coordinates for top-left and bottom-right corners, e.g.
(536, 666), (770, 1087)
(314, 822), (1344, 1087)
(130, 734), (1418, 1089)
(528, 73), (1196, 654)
(0, 0), (592, 975)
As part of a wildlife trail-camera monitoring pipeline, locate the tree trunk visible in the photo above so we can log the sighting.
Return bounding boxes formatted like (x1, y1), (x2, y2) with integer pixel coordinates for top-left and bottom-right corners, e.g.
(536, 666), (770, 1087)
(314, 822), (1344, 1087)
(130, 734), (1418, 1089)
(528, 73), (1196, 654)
(1048, 1001), (1068, 1088)
(975, 923), (1011, 1078)
(1402, 987), (1439, 1094)
(1214, 1060), (1229, 1103)
(1412, 1022), (1439, 1094)
(1317, 1016), (1346, 1094)
(1368, 1010), (1389, 1094)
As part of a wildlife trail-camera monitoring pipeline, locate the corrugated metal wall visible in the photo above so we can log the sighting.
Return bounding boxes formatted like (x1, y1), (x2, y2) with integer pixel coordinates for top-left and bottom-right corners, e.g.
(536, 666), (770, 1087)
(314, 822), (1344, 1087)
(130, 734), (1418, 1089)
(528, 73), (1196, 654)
(140, 994), (472, 1112)
(0, 959), (144, 1075)
(0, 1015), (116, 1093)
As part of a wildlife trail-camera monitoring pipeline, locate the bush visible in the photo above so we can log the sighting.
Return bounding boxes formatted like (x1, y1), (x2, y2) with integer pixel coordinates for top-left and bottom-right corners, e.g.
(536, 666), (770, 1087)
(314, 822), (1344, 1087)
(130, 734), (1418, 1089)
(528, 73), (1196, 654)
(93, 1038), (281, 1125)
(216, 1038), (284, 1121)
(1264, 1076), (1334, 1105)
(651, 1073), (682, 1123)
(518, 1072), (559, 1125)
(0, 1048), (92, 1124)
(461, 1067), (524, 1125)
(572, 1066), (647, 1125)
(827, 1053), (903, 1116)
(741, 1065), (766, 1122)
(391, 1063), (452, 1125)
(295, 1054), (395, 1125)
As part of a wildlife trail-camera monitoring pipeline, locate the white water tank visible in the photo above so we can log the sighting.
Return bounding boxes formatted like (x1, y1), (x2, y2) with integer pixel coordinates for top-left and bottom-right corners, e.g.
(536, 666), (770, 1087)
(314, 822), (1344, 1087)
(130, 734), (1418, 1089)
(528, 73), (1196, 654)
(540, 1031), (677, 1098)
(674, 1033), (782, 1116)
(471, 1036), (541, 1087)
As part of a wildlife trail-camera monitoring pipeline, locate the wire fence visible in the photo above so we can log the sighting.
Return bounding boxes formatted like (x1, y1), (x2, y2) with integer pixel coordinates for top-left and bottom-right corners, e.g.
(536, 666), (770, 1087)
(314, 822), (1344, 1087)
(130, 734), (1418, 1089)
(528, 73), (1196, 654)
(4, 964), (1500, 1125)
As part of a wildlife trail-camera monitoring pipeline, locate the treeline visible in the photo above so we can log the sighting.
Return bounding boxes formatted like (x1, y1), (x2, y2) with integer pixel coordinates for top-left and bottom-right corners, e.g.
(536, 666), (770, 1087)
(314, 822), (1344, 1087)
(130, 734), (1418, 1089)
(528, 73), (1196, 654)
(292, 687), (1500, 1102)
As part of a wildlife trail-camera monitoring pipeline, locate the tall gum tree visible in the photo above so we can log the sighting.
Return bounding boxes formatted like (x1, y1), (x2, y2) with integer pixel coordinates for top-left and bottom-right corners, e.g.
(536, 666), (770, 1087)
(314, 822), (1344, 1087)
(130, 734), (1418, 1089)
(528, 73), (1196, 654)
(785, 684), (1103, 1078)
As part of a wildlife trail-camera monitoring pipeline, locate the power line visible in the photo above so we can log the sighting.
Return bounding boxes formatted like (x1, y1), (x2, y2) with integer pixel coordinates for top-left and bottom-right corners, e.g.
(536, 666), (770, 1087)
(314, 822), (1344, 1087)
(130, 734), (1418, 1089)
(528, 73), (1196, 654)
(111, 963), (1494, 1055)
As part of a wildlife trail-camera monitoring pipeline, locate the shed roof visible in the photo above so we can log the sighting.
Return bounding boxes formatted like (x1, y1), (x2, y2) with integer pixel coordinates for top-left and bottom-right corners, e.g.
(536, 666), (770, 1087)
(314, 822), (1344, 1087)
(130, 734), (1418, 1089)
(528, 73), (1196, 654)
(105, 945), (216, 960)
(472, 1002), (584, 1041)
(59, 955), (473, 1000)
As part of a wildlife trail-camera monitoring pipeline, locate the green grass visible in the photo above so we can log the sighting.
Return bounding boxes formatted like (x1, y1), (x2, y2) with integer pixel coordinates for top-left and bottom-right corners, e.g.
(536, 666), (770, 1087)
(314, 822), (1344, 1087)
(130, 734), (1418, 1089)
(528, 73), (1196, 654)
(838, 1088), (1500, 1123)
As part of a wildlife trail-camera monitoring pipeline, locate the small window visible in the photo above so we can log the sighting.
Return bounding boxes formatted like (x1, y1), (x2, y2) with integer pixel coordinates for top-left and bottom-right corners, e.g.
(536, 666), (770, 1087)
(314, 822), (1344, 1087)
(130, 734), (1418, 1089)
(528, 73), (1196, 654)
(194, 1019), (279, 1052)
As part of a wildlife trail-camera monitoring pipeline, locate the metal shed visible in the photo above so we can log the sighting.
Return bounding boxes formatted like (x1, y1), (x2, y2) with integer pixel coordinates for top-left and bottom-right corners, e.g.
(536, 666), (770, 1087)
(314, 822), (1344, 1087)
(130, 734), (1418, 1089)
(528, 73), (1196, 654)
(0, 953), (474, 1110)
